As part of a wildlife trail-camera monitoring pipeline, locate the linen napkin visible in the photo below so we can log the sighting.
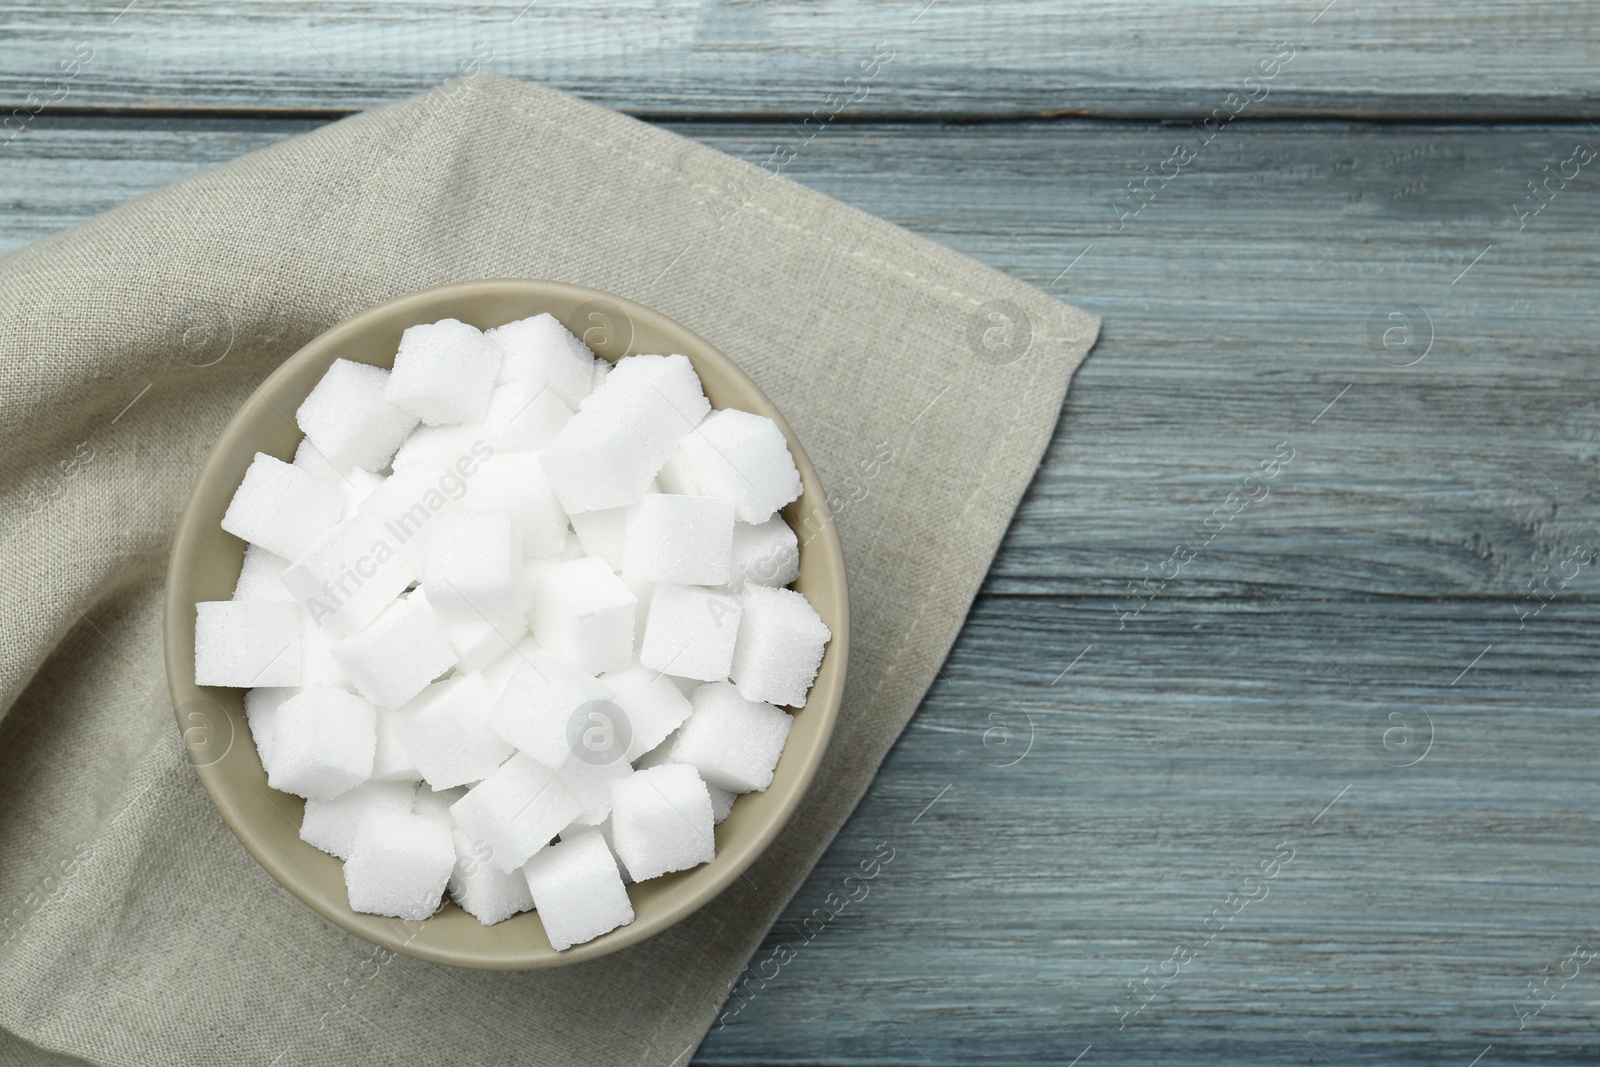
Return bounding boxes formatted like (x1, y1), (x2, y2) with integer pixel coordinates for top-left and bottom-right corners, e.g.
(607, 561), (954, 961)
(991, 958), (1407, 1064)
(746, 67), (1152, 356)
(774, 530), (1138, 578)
(0, 73), (1098, 1066)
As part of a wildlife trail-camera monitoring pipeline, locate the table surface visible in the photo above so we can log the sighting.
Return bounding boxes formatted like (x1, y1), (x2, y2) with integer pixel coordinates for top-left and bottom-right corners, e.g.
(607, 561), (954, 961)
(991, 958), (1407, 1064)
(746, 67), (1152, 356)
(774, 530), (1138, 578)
(5, 3), (1599, 1064)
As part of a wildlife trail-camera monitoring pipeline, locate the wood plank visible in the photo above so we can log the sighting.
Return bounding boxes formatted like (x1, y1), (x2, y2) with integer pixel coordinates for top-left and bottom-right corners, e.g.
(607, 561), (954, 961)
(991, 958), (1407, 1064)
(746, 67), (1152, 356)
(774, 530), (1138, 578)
(3, 117), (1598, 1061)
(0, 1), (1597, 119)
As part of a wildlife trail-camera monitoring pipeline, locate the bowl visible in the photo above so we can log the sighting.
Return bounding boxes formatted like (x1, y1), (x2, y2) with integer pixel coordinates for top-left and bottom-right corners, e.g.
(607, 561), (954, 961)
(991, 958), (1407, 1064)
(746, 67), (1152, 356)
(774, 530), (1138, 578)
(163, 279), (848, 968)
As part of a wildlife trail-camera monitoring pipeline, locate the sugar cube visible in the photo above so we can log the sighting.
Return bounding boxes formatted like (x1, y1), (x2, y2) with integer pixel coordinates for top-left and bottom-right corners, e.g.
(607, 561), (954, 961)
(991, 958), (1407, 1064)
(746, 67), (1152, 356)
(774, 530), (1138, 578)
(708, 784), (736, 824)
(292, 435), (347, 486)
(487, 649), (613, 771)
(631, 730), (680, 770)
(385, 318), (503, 426)
(449, 754), (582, 872)
(357, 467), (454, 569)
(389, 422), (491, 475)
(243, 686), (294, 771)
(411, 784), (465, 829)
(299, 779), (416, 860)
(449, 825), (534, 925)
(523, 829), (634, 951)
(421, 510), (525, 621)
(622, 494), (734, 585)
(195, 600), (303, 687)
(554, 755), (633, 826)
(282, 515), (417, 637)
(730, 586), (831, 708)
(481, 380), (573, 453)
(426, 593), (527, 673)
(300, 616), (349, 689)
(487, 313), (596, 409)
(568, 505), (629, 571)
(343, 808), (456, 920)
(597, 664), (693, 760)
(637, 584), (741, 683)
(221, 452), (345, 561)
(528, 557), (637, 674)
(462, 453), (569, 558)
(726, 516), (800, 590)
(371, 708), (422, 782)
(332, 594), (457, 709)
(668, 682), (792, 793)
(296, 358), (419, 472)
(659, 408), (801, 524)
(232, 544), (294, 602)
(266, 685), (377, 801)
(579, 353), (709, 432)
(609, 764), (716, 881)
(394, 673), (514, 790)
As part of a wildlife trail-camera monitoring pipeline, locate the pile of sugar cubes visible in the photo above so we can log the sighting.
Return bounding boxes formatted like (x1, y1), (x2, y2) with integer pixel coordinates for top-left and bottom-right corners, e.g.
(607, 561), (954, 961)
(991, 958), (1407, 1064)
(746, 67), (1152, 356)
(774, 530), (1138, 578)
(194, 312), (831, 950)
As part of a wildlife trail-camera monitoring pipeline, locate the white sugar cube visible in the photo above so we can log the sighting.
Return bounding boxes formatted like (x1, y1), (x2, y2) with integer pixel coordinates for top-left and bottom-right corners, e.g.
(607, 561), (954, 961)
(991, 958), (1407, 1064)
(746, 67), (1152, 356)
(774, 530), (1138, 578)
(411, 784), (465, 829)
(567, 817), (631, 884)
(539, 405), (671, 514)
(659, 408), (801, 524)
(622, 494), (734, 585)
(487, 649), (612, 770)
(730, 585), (831, 708)
(232, 544), (294, 602)
(421, 510), (525, 621)
(296, 358), (419, 472)
(462, 453), (568, 558)
(668, 682), (792, 793)
(385, 318), (503, 426)
(638, 584), (741, 683)
(528, 557), (637, 674)
(523, 829), (634, 951)
(591, 356), (612, 389)
(282, 515), (416, 637)
(195, 600), (303, 687)
(727, 516), (800, 590)
(299, 779), (416, 860)
(266, 685), (377, 801)
(299, 616), (348, 689)
(623, 575), (654, 649)
(568, 505), (629, 571)
(428, 595), (527, 673)
(708, 784), (736, 824)
(554, 755), (633, 826)
(371, 708), (422, 782)
(389, 422), (490, 475)
(449, 754), (582, 872)
(580, 353), (709, 431)
(292, 435), (346, 485)
(449, 826), (534, 925)
(487, 313), (596, 408)
(597, 664), (693, 760)
(481, 380), (573, 453)
(343, 808), (455, 920)
(339, 467), (384, 519)
(356, 467), (455, 570)
(609, 764), (716, 882)
(631, 730), (679, 770)
(221, 452), (346, 560)
(243, 686), (294, 771)
(331, 594), (456, 709)
(394, 673), (514, 790)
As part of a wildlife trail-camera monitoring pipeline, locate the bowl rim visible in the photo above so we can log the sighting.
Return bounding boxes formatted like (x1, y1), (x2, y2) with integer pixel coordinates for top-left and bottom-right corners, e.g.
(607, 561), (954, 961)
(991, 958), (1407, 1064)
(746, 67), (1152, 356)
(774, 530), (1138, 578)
(163, 278), (849, 968)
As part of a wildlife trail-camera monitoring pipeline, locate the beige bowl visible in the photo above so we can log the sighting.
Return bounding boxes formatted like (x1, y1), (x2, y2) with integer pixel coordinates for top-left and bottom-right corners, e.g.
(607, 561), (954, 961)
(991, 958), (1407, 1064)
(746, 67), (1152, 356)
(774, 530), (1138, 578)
(163, 279), (848, 968)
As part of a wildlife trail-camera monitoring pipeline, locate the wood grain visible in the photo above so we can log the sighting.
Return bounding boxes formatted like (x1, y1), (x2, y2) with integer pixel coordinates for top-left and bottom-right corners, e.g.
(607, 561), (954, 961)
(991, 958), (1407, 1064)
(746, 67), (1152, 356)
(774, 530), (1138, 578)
(0, 1), (1597, 119)
(5, 114), (1595, 1062)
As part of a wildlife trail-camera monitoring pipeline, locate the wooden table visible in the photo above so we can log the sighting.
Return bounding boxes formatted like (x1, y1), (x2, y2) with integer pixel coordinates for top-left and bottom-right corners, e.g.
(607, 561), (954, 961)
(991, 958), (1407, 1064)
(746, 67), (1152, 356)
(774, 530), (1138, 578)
(4, 3), (1598, 1063)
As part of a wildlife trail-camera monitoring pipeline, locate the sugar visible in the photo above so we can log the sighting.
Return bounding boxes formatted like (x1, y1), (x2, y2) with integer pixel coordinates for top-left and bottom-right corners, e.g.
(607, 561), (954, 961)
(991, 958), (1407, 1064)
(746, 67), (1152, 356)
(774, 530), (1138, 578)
(726, 516), (800, 590)
(608, 764), (716, 882)
(591, 357), (612, 389)
(568, 505), (629, 571)
(707, 784), (736, 825)
(449, 754), (582, 872)
(371, 708), (423, 782)
(597, 664), (693, 760)
(522, 828), (634, 951)
(528, 556), (637, 674)
(389, 422), (490, 476)
(462, 453), (569, 558)
(331, 594), (457, 709)
(668, 682), (792, 793)
(448, 826), (534, 925)
(296, 358), (419, 472)
(637, 584), (741, 683)
(487, 313), (597, 409)
(424, 591), (527, 673)
(730, 585), (832, 708)
(421, 510), (525, 621)
(658, 408), (801, 524)
(292, 436), (346, 486)
(580, 353), (709, 432)
(539, 405), (671, 514)
(232, 544), (295, 602)
(265, 685), (377, 801)
(554, 756), (633, 826)
(282, 515), (417, 637)
(487, 649), (612, 771)
(300, 616), (349, 689)
(622, 493), (734, 585)
(481, 380), (573, 453)
(411, 784), (465, 829)
(356, 467), (457, 570)
(623, 575), (653, 649)
(394, 673), (514, 790)
(631, 729), (679, 770)
(243, 686), (294, 771)
(299, 779), (416, 860)
(385, 318), (503, 426)
(343, 808), (456, 920)
(566, 817), (631, 884)
(195, 600), (303, 687)
(221, 452), (346, 561)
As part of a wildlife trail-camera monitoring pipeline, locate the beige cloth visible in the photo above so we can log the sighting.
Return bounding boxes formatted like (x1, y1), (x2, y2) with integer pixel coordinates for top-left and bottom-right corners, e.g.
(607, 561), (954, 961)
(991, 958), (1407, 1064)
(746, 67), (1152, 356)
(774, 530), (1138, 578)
(0, 74), (1098, 1065)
